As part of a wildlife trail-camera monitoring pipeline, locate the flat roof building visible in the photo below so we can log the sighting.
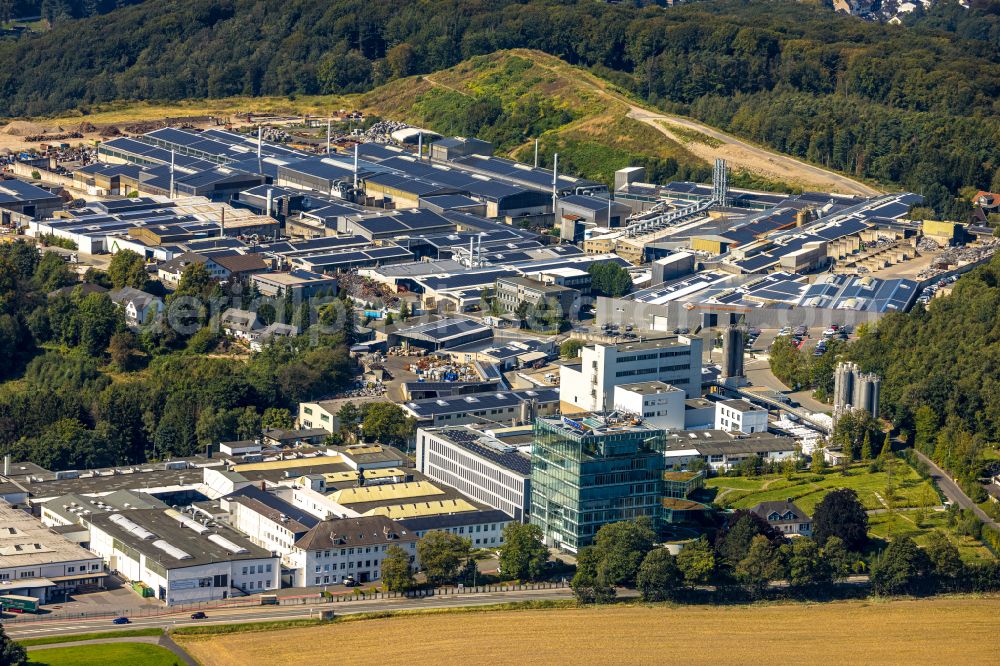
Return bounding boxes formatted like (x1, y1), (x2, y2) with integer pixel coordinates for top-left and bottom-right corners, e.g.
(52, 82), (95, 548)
(0, 501), (106, 604)
(416, 426), (532, 522)
(530, 415), (666, 552)
(560, 335), (703, 413)
(87, 508), (279, 605)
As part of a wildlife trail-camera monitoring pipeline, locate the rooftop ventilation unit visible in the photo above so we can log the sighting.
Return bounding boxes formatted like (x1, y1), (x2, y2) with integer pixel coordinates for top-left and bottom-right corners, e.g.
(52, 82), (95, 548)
(152, 539), (192, 560)
(206, 533), (249, 554)
(108, 513), (156, 540)
(165, 509), (209, 534)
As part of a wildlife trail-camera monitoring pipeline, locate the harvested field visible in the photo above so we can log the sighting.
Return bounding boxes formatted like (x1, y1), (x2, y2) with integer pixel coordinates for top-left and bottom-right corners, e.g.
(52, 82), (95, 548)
(176, 597), (1000, 666)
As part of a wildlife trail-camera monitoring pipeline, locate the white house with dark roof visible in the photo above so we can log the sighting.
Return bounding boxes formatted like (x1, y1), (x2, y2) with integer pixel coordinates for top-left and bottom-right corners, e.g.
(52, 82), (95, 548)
(108, 286), (163, 328)
(750, 500), (812, 537)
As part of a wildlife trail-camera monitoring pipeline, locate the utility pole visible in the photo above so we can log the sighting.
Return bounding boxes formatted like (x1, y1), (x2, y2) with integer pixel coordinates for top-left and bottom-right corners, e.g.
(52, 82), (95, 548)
(326, 118), (331, 155)
(533, 139), (539, 169)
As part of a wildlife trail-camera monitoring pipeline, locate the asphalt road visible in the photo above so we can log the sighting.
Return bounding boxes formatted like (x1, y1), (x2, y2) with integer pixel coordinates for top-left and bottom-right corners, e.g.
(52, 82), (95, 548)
(913, 450), (999, 531)
(4, 587), (573, 640)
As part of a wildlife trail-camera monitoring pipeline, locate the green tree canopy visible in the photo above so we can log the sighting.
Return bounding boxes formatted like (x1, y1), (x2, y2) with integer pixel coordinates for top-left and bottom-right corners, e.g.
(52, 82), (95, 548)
(416, 530), (471, 586)
(590, 517), (657, 588)
(106, 249), (148, 290)
(812, 488), (869, 552)
(497, 523), (548, 582)
(636, 548), (682, 602)
(381, 544), (416, 592)
(870, 536), (932, 596)
(676, 536), (716, 586)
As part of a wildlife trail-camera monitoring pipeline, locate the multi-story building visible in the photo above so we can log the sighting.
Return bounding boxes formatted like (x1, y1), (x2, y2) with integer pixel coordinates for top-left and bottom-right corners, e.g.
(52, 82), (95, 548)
(289, 516), (419, 587)
(494, 276), (580, 320)
(530, 415), (666, 552)
(612, 381), (686, 430)
(714, 399), (768, 434)
(416, 426), (532, 522)
(560, 335), (703, 412)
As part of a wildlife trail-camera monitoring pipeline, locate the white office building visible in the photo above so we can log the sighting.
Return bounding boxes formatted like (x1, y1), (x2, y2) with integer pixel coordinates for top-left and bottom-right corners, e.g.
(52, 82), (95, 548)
(613, 381), (686, 430)
(715, 399), (769, 434)
(560, 335), (703, 412)
(416, 426), (531, 522)
(285, 516), (418, 587)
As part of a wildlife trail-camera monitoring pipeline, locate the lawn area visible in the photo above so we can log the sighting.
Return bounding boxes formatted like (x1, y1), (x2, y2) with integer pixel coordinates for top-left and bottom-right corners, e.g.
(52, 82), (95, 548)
(707, 461), (939, 515)
(18, 628), (163, 647)
(868, 510), (995, 564)
(175, 597), (1000, 666)
(28, 642), (180, 666)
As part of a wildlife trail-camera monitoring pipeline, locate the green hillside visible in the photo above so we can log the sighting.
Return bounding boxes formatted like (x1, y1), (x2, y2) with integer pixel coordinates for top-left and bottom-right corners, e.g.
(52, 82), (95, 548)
(361, 51), (711, 186)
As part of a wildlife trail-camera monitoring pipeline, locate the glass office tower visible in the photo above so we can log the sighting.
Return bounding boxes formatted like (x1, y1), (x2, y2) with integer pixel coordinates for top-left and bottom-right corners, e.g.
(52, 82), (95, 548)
(530, 415), (666, 552)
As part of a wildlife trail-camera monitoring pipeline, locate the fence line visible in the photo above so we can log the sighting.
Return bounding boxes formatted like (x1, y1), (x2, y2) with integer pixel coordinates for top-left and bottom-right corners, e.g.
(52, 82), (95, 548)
(4, 581), (569, 624)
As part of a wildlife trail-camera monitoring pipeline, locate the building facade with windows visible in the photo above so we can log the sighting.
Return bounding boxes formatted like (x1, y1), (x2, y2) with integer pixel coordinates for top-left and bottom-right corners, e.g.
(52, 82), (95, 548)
(530, 415), (666, 552)
(416, 426), (531, 522)
(560, 336), (703, 413)
(0, 501), (105, 604)
(286, 516), (418, 587)
(714, 399), (769, 434)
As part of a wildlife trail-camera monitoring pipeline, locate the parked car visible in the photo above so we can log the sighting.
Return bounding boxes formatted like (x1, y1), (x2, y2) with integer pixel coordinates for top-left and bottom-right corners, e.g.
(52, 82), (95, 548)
(190, 611), (207, 619)
(342, 577), (360, 587)
(112, 616), (131, 624)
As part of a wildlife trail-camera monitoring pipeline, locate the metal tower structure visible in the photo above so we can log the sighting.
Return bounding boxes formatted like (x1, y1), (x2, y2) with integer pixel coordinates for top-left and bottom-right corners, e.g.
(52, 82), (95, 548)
(712, 158), (729, 207)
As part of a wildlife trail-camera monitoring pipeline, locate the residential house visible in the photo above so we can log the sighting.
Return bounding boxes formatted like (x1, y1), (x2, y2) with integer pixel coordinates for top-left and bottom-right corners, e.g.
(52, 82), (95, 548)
(750, 500), (812, 537)
(108, 286), (163, 328)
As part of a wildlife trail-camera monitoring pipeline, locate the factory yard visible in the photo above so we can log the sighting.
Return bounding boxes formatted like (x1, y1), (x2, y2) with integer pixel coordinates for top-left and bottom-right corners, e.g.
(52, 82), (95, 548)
(176, 597), (1000, 666)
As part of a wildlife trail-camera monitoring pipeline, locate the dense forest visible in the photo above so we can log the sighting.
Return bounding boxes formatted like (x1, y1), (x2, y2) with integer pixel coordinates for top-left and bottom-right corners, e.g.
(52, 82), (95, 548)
(0, 0), (997, 215)
(0, 241), (358, 470)
(0, 0), (146, 23)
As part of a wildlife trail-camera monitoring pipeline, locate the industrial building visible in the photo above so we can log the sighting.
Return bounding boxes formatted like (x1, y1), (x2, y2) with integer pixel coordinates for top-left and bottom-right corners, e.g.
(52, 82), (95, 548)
(0, 501), (106, 603)
(660, 430), (799, 471)
(0, 178), (63, 220)
(612, 382), (686, 430)
(714, 399), (768, 434)
(87, 508), (279, 605)
(400, 388), (561, 427)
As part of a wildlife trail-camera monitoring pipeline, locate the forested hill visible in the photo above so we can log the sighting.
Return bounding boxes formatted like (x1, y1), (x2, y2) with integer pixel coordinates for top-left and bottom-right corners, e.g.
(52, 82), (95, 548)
(1, 0), (998, 215)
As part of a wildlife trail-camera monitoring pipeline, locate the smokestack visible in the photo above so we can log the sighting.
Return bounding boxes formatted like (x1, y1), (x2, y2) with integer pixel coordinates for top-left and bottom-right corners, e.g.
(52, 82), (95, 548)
(169, 149), (175, 198)
(534, 139), (539, 168)
(477, 233), (482, 266)
(266, 188), (274, 218)
(353, 144), (359, 190)
(469, 235), (475, 268)
(220, 207), (225, 238)
(326, 119), (331, 155)
(417, 132), (423, 161)
(3, 455), (9, 476)
(552, 153), (559, 217)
